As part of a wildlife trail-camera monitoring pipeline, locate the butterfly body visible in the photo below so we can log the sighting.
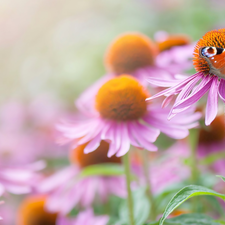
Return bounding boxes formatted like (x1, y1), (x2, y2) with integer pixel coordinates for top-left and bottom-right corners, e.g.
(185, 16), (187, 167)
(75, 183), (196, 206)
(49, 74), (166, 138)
(200, 46), (225, 78)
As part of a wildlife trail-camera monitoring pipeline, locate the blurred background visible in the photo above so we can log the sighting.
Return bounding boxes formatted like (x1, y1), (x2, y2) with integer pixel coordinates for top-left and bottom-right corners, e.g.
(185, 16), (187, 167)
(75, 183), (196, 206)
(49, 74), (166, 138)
(1, 0), (225, 107)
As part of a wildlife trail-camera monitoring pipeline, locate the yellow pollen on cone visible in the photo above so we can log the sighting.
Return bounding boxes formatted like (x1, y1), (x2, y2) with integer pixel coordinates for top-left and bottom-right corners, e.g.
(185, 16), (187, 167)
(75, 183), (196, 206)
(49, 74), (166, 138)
(105, 33), (158, 74)
(95, 75), (149, 121)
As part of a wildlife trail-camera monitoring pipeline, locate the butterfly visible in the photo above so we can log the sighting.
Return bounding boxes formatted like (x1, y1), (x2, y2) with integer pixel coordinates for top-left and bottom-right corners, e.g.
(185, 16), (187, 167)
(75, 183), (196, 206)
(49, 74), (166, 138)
(199, 46), (225, 78)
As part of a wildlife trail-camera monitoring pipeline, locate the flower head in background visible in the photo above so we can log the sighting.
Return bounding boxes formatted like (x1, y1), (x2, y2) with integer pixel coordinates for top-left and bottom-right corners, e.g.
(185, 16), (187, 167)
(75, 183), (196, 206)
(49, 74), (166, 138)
(76, 32), (193, 111)
(38, 140), (126, 215)
(59, 75), (200, 157)
(57, 208), (109, 225)
(147, 29), (225, 125)
(17, 195), (58, 225)
(154, 31), (194, 74)
(197, 115), (225, 174)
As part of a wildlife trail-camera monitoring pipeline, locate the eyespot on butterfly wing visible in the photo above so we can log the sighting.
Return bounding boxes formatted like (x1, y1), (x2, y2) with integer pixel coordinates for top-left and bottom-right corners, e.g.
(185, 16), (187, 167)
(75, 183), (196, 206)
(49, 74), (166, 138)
(200, 46), (225, 78)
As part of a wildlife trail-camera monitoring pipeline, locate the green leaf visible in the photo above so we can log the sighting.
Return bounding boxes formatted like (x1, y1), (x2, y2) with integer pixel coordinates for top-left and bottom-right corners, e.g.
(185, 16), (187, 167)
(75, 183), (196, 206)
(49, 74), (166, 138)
(214, 220), (225, 225)
(148, 213), (220, 225)
(216, 175), (225, 183)
(118, 187), (150, 225)
(80, 163), (125, 177)
(200, 152), (225, 165)
(159, 185), (225, 225)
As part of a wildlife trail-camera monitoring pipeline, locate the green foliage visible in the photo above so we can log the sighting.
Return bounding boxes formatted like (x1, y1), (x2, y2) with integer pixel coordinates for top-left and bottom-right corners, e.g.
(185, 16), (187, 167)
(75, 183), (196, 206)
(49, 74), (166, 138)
(80, 163), (125, 177)
(148, 214), (221, 225)
(117, 188), (150, 225)
(200, 153), (225, 165)
(158, 185), (225, 225)
(217, 175), (225, 183)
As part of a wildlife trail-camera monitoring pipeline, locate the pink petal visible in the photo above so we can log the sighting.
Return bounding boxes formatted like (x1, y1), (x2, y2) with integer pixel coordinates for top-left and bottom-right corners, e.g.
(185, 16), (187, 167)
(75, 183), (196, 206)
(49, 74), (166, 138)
(218, 78), (225, 102)
(116, 123), (131, 157)
(84, 134), (101, 153)
(146, 72), (201, 101)
(173, 77), (213, 110)
(205, 76), (218, 126)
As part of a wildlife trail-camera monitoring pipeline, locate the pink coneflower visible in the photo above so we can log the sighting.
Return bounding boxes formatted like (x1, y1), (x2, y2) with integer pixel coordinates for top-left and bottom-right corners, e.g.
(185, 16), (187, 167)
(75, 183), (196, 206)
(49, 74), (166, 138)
(58, 75), (201, 157)
(76, 32), (193, 112)
(17, 195), (58, 225)
(38, 140), (126, 215)
(57, 208), (109, 225)
(154, 31), (194, 75)
(147, 29), (225, 125)
(197, 115), (225, 174)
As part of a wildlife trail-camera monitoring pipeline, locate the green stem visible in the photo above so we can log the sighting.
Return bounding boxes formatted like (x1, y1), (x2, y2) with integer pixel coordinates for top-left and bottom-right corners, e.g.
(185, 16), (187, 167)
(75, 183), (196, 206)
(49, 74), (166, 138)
(141, 150), (157, 221)
(188, 128), (199, 184)
(123, 153), (135, 225)
(188, 128), (200, 212)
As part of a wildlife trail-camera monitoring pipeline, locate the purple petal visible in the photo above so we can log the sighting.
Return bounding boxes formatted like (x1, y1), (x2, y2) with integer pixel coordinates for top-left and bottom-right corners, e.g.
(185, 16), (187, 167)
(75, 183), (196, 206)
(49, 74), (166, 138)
(162, 95), (174, 108)
(176, 74), (203, 102)
(84, 134), (101, 153)
(205, 76), (218, 125)
(146, 77), (181, 87)
(218, 78), (225, 102)
(127, 123), (141, 148)
(77, 121), (105, 145)
(135, 121), (160, 142)
(173, 76), (213, 110)
(146, 72), (201, 101)
(129, 122), (157, 151)
(116, 123), (130, 157)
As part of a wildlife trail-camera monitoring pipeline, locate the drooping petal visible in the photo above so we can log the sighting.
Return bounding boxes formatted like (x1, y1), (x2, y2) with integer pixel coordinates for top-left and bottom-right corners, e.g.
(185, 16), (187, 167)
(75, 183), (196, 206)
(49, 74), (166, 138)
(116, 123), (130, 157)
(173, 76), (213, 110)
(146, 72), (201, 101)
(129, 121), (157, 151)
(84, 134), (101, 154)
(205, 76), (218, 126)
(175, 73), (203, 102)
(146, 77), (181, 87)
(218, 78), (225, 102)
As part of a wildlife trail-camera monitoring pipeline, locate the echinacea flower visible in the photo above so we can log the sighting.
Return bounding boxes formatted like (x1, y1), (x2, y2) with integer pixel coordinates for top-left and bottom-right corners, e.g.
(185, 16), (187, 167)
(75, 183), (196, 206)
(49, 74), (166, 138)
(17, 195), (58, 225)
(147, 29), (225, 125)
(76, 32), (193, 112)
(38, 140), (126, 215)
(197, 115), (225, 174)
(57, 208), (109, 225)
(154, 31), (194, 74)
(58, 75), (201, 157)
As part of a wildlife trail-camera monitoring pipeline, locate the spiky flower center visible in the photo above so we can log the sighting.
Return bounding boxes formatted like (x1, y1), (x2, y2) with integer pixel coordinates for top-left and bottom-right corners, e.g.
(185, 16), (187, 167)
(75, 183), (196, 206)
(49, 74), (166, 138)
(105, 33), (158, 74)
(95, 75), (149, 121)
(17, 196), (57, 225)
(156, 34), (191, 52)
(199, 115), (225, 144)
(70, 140), (121, 168)
(193, 29), (225, 74)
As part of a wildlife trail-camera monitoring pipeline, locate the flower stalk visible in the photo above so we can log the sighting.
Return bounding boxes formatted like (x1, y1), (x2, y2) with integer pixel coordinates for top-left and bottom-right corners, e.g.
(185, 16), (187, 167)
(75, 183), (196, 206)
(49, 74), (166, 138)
(188, 128), (200, 212)
(141, 150), (157, 221)
(123, 153), (135, 225)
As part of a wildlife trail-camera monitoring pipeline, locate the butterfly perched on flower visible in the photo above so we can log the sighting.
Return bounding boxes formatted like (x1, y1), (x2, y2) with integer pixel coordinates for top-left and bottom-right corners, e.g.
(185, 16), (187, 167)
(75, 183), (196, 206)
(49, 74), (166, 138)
(147, 29), (225, 125)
